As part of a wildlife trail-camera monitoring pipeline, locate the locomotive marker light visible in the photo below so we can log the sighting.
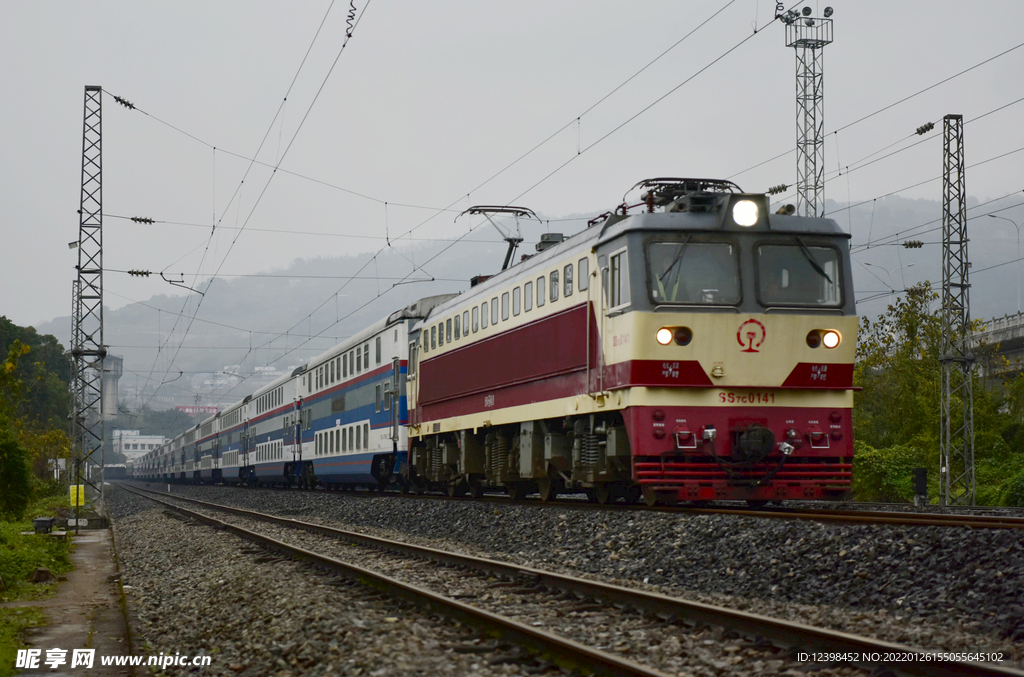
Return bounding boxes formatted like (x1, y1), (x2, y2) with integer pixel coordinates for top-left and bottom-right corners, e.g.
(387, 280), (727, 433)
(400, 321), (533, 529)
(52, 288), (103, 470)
(732, 199), (759, 226)
(822, 330), (841, 348)
(656, 328), (673, 345)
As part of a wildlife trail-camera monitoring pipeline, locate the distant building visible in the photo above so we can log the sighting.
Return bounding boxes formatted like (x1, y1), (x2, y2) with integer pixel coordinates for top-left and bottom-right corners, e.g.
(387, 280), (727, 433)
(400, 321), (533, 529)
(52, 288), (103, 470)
(113, 429), (166, 461)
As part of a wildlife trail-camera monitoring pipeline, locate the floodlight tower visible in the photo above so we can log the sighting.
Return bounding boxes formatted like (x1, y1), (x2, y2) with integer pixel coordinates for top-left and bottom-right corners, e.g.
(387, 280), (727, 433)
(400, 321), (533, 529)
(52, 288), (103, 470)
(782, 6), (834, 217)
(939, 113), (975, 506)
(70, 85), (106, 523)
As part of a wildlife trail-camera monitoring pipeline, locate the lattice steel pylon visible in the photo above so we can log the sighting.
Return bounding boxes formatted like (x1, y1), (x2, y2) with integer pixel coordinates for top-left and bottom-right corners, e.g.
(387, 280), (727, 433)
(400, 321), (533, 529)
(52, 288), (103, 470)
(784, 11), (833, 217)
(939, 113), (975, 506)
(70, 85), (106, 522)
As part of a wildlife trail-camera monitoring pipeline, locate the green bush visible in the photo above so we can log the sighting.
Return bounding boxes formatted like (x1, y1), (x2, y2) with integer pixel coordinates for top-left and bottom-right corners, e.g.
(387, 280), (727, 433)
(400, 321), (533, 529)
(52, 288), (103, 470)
(0, 428), (31, 520)
(0, 607), (46, 677)
(852, 440), (928, 502)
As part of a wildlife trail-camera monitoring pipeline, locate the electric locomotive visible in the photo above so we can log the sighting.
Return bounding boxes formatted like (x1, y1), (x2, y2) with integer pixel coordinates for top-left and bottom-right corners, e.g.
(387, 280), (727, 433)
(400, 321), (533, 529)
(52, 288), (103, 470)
(405, 178), (856, 505)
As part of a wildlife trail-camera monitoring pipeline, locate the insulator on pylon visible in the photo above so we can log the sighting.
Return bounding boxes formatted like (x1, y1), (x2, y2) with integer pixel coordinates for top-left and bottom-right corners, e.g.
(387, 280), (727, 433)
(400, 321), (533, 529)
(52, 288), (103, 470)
(915, 122), (935, 136)
(113, 95), (135, 110)
(127, 270), (152, 277)
(130, 216), (155, 224)
(767, 184), (789, 195)
(903, 240), (924, 248)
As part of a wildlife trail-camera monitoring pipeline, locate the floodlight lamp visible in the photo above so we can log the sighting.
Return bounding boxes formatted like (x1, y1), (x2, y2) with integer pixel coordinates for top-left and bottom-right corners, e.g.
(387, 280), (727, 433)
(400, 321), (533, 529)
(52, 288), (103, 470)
(68, 241), (79, 249)
(805, 18), (815, 26)
(824, 6), (834, 17)
(802, 6), (812, 16)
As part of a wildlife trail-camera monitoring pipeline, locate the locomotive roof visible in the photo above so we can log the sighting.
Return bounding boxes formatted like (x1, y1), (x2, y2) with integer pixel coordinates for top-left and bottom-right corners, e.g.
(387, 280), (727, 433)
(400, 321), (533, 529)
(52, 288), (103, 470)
(417, 193), (848, 322)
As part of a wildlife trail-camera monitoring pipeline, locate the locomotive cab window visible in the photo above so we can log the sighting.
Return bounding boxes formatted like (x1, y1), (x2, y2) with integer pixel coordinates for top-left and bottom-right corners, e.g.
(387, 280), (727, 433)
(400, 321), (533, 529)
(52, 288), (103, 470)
(524, 281), (533, 311)
(579, 258), (589, 291)
(609, 249), (630, 309)
(513, 286), (521, 316)
(550, 270), (559, 302)
(502, 292), (510, 321)
(473, 305), (480, 332)
(757, 243), (842, 306)
(480, 303), (488, 329)
(454, 314), (461, 340)
(463, 310), (470, 337)
(491, 298), (498, 326)
(564, 264), (573, 297)
(646, 241), (739, 305)
(536, 276), (545, 307)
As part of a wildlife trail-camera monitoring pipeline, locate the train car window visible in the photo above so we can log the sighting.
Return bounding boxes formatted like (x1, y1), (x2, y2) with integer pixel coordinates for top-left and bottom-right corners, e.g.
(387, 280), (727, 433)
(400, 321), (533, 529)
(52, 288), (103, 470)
(756, 244), (841, 306)
(454, 315), (460, 340)
(342, 428), (347, 452)
(343, 355), (348, 378)
(513, 287), (521, 316)
(438, 322), (445, 346)
(524, 281), (533, 311)
(364, 423), (369, 450)
(330, 361), (335, 384)
(610, 249), (630, 308)
(376, 384), (382, 413)
(356, 349), (362, 373)
(491, 298), (499, 325)
(579, 258), (589, 291)
(384, 380), (392, 411)
(647, 242), (738, 305)
(364, 344), (369, 369)
(335, 429), (340, 453)
(446, 318), (452, 343)
(376, 336), (382, 365)
(550, 270), (559, 302)
(431, 325), (437, 349)
(502, 292), (510, 320)
(356, 425), (361, 450)
(564, 264), (573, 297)
(536, 277), (545, 307)
(463, 310), (469, 336)
(480, 303), (487, 329)
(473, 306), (480, 331)
(329, 431), (334, 453)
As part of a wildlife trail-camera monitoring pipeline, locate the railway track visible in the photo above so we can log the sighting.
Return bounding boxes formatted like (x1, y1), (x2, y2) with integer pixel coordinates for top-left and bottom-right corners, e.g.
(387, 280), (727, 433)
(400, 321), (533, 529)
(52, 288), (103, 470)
(118, 483), (1023, 677)
(134, 479), (1024, 530)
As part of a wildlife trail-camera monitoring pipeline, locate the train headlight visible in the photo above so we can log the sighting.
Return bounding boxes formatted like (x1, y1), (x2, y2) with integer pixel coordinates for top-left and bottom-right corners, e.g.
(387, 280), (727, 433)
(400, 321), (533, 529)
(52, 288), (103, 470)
(806, 330), (821, 348)
(732, 200), (759, 227)
(822, 330), (841, 348)
(656, 328), (673, 345)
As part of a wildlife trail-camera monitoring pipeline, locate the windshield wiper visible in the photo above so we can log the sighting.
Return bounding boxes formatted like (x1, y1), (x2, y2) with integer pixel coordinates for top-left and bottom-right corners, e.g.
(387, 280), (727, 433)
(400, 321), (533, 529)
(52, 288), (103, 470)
(658, 236), (691, 285)
(795, 236), (833, 285)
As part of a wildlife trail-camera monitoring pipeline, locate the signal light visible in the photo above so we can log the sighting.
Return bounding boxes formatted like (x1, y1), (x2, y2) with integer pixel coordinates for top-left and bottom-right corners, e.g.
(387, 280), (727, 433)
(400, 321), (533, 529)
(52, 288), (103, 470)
(903, 240), (924, 248)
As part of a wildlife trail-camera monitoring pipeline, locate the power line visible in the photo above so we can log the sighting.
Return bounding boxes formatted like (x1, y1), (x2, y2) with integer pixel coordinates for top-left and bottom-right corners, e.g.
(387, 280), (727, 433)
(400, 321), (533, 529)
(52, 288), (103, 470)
(729, 39), (1024, 182)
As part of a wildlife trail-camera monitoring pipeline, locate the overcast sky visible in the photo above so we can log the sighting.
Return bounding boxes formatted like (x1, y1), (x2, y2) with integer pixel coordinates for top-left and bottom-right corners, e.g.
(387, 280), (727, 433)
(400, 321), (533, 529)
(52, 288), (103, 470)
(3, 0), (1024, 335)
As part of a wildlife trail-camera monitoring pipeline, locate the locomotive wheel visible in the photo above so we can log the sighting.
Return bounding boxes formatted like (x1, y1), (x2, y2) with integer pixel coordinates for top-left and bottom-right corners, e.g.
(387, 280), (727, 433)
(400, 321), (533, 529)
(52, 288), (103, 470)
(641, 486), (659, 507)
(537, 477), (563, 503)
(446, 480), (468, 498)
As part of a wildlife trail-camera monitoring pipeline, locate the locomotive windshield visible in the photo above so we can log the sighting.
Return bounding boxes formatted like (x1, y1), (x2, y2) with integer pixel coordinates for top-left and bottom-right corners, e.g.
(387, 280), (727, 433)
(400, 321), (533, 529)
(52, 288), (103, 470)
(757, 243), (842, 306)
(647, 241), (740, 305)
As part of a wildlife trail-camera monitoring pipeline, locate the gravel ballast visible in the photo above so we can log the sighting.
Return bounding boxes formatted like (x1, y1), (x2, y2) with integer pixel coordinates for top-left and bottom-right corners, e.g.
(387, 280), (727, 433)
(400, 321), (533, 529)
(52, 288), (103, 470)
(127, 483), (1024, 667)
(109, 487), (575, 677)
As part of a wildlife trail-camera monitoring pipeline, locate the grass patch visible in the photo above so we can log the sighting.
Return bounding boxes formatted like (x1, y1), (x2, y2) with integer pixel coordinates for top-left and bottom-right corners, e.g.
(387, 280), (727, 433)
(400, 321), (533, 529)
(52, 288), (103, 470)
(0, 493), (73, 604)
(0, 607), (46, 677)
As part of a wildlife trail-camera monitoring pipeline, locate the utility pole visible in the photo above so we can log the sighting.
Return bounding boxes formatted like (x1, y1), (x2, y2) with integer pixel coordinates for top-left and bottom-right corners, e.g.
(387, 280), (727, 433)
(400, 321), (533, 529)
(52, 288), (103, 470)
(782, 6), (834, 217)
(70, 85), (106, 529)
(939, 113), (975, 506)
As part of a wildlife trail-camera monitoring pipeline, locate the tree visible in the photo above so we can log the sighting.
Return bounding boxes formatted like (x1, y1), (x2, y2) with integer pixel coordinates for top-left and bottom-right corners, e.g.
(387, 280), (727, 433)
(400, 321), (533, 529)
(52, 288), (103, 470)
(854, 283), (1024, 505)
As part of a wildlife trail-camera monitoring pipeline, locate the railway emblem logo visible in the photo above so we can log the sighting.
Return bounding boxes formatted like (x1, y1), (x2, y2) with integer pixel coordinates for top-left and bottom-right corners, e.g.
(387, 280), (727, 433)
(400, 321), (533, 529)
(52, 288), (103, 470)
(737, 319), (766, 353)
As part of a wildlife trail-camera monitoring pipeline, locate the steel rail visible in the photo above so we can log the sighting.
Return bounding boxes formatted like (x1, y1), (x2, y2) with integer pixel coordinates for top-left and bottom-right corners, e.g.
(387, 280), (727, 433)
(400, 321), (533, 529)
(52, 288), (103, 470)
(131, 479), (1024, 529)
(118, 485), (671, 677)
(121, 484), (1024, 677)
